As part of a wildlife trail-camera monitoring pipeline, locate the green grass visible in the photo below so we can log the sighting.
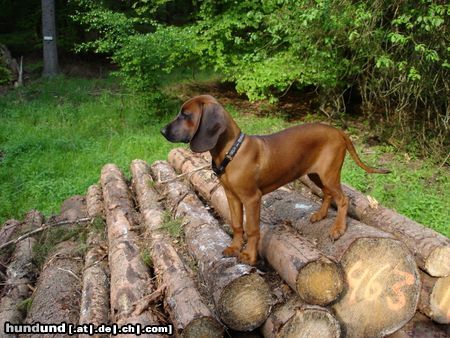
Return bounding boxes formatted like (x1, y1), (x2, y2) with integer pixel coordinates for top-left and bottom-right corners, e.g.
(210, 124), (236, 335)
(341, 146), (449, 237)
(0, 75), (175, 222)
(0, 75), (448, 237)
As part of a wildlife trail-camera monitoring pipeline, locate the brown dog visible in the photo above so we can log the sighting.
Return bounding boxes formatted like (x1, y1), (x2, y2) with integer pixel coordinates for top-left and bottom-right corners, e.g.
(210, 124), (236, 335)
(161, 95), (389, 265)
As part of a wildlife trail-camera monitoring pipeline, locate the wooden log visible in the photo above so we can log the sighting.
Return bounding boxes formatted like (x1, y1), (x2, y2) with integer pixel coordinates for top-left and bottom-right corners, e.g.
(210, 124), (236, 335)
(263, 188), (421, 338)
(168, 148), (231, 223)
(0, 219), (20, 247)
(79, 184), (110, 338)
(386, 312), (449, 338)
(418, 272), (450, 324)
(262, 297), (341, 338)
(24, 241), (83, 338)
(300, 176), (450, 277)
(150, 160), (272, 331)
(0, 237), (37, 337)
(100, 164), (161, 336)
(86, 183), (104, 219)
(0, 219), (21, 273)
(130, 159), (223, 337)
(168, 148), (345, 306)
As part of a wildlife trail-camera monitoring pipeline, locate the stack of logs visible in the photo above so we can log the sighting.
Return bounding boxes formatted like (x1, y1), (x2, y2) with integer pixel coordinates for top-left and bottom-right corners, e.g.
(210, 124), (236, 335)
(0, 148), (448, 337)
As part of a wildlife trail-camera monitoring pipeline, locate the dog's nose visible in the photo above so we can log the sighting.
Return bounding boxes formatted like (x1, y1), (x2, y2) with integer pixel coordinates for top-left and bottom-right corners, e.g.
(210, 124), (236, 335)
(160, 126), (167, 137)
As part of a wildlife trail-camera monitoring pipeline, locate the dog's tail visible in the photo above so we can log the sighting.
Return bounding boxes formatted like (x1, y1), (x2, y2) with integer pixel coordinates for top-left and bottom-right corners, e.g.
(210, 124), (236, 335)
(342, 132), (391, 174)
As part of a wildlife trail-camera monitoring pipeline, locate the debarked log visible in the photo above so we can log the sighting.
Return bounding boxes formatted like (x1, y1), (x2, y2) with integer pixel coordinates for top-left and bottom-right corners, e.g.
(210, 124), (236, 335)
(24, 241), (83, 338)
(130, 159), (223, 337)
(418, 272), (450, 324)
(261, 297), (341, 338)
(86, 183), (104, 219)
(263, 188), (421, 338)
(79, 184), (110, 338)
(168, 148), (345, 306)
(100, 164), (161, 337)
(386, 312), (449, 338)
(0, 237), (37, 338)
(150, 160), (272, 331)
(300, 176), (450, 277)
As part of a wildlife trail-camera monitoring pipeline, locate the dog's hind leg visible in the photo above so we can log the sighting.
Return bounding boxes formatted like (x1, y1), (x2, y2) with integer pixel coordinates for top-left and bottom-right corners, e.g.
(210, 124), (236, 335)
(308, 173), (333, 223)
(321, 173), (348, 240)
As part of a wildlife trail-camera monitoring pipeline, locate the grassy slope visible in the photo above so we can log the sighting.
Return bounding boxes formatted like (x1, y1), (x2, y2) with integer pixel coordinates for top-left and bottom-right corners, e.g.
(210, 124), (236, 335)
(0, 76), (448, 237)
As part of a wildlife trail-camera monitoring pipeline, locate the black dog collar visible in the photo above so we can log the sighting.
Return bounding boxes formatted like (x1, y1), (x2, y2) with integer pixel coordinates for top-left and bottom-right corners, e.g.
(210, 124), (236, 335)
(212, 132), (245, 176)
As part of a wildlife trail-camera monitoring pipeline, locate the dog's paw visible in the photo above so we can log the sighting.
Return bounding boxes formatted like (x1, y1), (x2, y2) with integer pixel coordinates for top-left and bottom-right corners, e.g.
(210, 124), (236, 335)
(329, 226), (345, 241)
(238, 251), (257, 266)
(310, 211), (325, 223)
(223, 246), (240, 257)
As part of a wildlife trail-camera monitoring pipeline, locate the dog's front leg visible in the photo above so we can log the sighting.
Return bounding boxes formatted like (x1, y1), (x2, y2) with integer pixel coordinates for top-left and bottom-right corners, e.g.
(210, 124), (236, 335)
(222, 190), (244, 257)
(238, 193), (262, 266)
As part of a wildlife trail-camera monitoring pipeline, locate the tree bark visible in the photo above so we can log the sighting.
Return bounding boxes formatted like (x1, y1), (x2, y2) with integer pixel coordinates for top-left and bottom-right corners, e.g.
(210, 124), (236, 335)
(0, 238), (37, 338)
(41, 0), (59, 77)
(86, 184), (104, 219)
(0, 219), (20, 247)
(300, 176), (450, 277)
(150, 160), (272, 331)
(418, 272), (450, 324)
(168, 148), (345, 306)
(263, 188), (421, 338)
(168, 148), (231, 223)
(100, 164), (161, 337)
(130, 159), (223, 337)
(79, 184), (110, 338)
(24, 241), (82, 338)
(261, 297), (341, 338)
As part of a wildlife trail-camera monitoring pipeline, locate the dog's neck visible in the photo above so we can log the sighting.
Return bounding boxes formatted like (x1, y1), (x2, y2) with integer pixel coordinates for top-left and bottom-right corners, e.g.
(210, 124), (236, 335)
(210, 120), (241, 166)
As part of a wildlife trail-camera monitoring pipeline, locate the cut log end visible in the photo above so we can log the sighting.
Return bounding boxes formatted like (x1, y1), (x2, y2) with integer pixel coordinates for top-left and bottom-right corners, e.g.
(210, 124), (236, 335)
(218, 273), (272, 331)
(296, 257), (345, 306)
(333, 237), (421, 338)
(279, 308), (341, 338)
(429, 275), (450, 324)
(182, 316), (224, 338)
(425, 246), (450, 277)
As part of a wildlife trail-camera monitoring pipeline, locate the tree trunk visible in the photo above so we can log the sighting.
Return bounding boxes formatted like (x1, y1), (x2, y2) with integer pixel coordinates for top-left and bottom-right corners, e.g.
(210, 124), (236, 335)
(150, 161), (272, 331)
(41, 0), (59, 77)
(168, 148), (345, 306)
(100, 164), (161, 337)
(263, 188), (421, 338)
(0, 238), (37, 338)
(418, 272), (450, 324)
(79, 184), (110, 338)
(261, 297), (341, 338)
(300, 176), (450, 277)
(24, 241), (82, 338)
(130, 159), (223, 337)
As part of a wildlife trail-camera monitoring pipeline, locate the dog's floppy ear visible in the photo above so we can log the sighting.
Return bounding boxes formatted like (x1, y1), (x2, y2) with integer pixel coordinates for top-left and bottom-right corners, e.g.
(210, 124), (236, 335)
(190, 101), (226, 153)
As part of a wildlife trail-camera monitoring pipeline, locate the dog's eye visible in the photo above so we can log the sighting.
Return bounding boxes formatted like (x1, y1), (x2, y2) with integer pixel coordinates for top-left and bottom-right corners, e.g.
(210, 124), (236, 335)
(180, 111), (189, 119)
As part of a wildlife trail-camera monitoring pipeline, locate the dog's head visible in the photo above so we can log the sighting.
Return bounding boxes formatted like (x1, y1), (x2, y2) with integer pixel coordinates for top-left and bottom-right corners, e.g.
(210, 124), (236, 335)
(161, 95), (227, 152)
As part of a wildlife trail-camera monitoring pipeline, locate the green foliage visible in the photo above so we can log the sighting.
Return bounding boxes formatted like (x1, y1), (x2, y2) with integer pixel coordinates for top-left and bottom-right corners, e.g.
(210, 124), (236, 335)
(141, 247), (153, 267)
(0, 61), (11, 85)
(194, 0), (449, 152)
(73, 1), (199, 109)
(161, 211), (184, 238)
